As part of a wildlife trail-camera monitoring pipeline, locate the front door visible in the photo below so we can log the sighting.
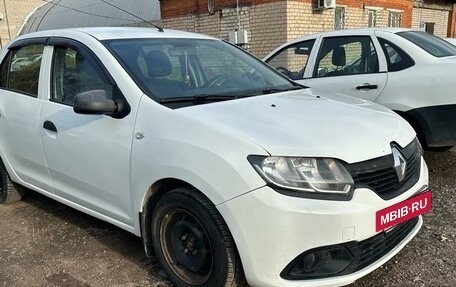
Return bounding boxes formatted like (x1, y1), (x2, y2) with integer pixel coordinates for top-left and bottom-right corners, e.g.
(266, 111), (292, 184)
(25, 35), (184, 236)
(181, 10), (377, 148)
(40, 41), (135, 225)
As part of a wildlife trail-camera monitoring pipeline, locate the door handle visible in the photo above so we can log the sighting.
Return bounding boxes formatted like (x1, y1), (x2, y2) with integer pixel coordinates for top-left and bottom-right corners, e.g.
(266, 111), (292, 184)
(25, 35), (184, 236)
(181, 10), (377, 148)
(43, 120), (57, 132)
(356, 83), (378, 90)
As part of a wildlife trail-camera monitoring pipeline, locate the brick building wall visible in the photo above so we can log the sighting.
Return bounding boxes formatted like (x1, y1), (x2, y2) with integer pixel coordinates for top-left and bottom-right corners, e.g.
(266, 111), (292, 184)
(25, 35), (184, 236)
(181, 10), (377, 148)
(412, 7), (449, 37)
(161, 0), (414, 58)
(162, 1), (288, 57)
(411, 0), (453, 38)
(0, 0), (42, 47)
(286, 0), (412, 39)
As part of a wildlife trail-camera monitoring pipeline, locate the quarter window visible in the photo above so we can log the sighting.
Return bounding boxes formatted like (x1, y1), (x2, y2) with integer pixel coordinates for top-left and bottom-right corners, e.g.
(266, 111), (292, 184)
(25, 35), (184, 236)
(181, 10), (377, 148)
(0, 44), (44, 97)
(378, 38), (415, 72)
(51, 46), (113, 105)
(266, 40), (315, 80)
(314, 37), (379, 78)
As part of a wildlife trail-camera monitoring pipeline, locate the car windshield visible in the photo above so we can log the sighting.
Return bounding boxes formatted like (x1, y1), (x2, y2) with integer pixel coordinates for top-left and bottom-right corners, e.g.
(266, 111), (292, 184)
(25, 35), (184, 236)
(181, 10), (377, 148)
(397, 31), (456, 57)
(104, 38), (297, 106)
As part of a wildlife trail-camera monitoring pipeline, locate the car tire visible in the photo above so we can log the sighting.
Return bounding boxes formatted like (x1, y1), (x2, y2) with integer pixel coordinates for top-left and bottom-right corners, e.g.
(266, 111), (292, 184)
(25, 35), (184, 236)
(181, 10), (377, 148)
(426, 146), (453, 152)
(0, 160), (25, 204)
(151, 187), (243, 287)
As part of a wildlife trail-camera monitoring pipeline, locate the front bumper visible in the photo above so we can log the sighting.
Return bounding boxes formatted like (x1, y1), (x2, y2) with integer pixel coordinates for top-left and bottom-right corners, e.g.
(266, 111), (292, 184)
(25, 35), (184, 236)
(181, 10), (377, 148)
(217, 157), (428, 287)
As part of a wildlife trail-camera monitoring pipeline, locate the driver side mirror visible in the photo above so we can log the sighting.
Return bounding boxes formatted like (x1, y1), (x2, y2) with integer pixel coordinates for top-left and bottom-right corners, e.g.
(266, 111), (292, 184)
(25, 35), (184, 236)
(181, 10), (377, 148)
(73, 90), (117, 116)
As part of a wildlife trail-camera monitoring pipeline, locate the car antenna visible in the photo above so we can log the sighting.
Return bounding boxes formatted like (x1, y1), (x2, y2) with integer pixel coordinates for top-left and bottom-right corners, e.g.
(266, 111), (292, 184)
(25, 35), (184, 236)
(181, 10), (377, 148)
(99, 0), (164, 32)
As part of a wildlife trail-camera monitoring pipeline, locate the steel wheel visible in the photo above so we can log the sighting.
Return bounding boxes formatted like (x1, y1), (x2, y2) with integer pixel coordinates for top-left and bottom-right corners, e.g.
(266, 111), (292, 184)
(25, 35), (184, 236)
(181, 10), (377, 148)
(160, 209), (213, 285)
(151, 187), (243, 287)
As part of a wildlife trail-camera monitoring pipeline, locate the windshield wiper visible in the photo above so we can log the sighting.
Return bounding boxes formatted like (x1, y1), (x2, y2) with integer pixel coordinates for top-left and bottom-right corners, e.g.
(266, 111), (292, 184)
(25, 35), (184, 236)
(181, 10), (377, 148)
(243, 85), (305, 97)
(160, 86), (305, 104)
(160, 94), (238, 104)
(261, 86), (304, 94)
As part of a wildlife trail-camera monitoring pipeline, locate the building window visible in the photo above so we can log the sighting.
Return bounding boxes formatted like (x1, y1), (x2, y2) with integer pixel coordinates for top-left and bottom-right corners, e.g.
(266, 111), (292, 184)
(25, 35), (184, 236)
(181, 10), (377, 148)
(368, 10), (377, 27)
(425, 22), (435, 35)
(207, 0), (215, 15)
(388, 11), (401, 27)
(334, 7), (345, 30)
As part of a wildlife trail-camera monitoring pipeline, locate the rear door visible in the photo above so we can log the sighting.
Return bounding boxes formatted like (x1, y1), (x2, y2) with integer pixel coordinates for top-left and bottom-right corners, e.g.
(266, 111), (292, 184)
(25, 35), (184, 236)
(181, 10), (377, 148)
(39, 38), (135, 225)
(305, 34), (387, 102)
(0, 39), (52, 191)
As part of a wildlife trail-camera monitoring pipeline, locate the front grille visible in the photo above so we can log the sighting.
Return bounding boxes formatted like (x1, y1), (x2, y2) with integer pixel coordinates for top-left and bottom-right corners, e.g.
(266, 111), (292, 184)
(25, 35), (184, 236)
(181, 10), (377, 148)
(350, 217), (419, 271)
(348, 138), (421, 200)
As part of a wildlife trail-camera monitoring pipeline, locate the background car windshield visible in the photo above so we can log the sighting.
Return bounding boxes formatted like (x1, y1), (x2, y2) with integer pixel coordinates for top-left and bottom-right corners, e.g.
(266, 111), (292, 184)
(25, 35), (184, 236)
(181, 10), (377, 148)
(397, 31), (456, 57)
(104, 38), (294, 102)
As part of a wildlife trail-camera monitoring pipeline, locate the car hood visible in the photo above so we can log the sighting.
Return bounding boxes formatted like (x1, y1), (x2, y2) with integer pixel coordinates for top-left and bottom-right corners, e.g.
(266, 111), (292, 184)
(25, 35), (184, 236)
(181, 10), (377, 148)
(178, 89), (416, 164)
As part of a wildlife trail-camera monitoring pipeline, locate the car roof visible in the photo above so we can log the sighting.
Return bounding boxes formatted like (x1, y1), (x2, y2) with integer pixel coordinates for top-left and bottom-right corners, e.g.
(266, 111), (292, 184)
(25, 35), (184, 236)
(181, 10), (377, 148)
(13, 27), (218, 42)
(322, 27), (410, 35)
(285, 27), (412, 44)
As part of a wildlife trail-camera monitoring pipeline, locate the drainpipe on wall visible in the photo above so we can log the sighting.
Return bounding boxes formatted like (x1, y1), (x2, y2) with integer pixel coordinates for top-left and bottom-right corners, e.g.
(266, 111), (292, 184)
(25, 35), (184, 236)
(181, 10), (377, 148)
(448, 4), (456, 37)
(236, 0), (241, 31)
(2, 0), (11, 41)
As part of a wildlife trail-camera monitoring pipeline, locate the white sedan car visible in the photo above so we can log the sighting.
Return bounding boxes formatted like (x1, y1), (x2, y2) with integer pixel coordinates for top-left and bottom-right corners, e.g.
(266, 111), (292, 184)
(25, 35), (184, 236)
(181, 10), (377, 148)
(0, 27), (430, 287)
(264, 28), (456, 150)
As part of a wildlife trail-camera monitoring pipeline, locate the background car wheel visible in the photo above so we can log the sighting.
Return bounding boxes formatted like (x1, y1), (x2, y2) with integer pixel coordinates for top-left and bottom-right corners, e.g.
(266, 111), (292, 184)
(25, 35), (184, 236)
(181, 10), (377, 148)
(152, 187), (243, 287)
(0, 160), (25, 204)
(426, 146), (453, 152)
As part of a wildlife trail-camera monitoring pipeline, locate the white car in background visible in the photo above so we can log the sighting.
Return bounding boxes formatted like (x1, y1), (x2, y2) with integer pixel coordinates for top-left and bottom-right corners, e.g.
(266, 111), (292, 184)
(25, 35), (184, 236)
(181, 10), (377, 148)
(0, 27), (430, 287)
(264, 28), (456, 151)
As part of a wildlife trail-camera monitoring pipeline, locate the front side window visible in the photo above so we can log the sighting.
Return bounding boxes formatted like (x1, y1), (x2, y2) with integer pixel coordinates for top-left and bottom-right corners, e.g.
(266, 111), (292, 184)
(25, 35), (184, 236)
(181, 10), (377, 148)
(265, 40), (315, 80)
(314, 36), (379, 78)
(0, 44), (44, 97)
(397, 31), (456, 57)
(51, 46), (113, 105)
(104, 38), (296, 106)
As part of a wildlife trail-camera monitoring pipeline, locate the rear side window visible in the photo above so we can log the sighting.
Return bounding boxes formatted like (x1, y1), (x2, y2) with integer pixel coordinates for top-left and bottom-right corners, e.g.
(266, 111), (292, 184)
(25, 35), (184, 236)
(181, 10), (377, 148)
(0, 44), (44, 97)
(314, 36), (379, 78)
(378, 38), (415, 72)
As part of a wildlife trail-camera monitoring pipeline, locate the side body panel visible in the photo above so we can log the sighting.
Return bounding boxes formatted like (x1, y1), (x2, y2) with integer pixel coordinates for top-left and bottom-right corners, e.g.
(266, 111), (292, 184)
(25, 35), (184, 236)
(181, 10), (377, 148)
(38, 32), (144, 228)
(131, 96), (269, 215)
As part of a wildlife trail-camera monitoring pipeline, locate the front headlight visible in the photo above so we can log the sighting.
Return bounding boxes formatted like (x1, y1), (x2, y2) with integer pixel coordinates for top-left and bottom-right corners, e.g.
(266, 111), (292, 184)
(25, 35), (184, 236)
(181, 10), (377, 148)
(248, 156), (354, 197)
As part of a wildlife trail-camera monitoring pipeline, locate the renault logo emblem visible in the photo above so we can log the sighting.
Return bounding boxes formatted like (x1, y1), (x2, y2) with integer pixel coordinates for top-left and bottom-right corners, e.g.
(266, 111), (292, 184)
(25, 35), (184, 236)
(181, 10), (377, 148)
(392, 147), (407, 182)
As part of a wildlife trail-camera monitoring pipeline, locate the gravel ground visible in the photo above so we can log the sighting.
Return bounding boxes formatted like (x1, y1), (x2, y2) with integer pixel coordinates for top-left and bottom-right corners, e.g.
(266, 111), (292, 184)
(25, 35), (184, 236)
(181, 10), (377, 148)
(0, 150), (455, 287)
